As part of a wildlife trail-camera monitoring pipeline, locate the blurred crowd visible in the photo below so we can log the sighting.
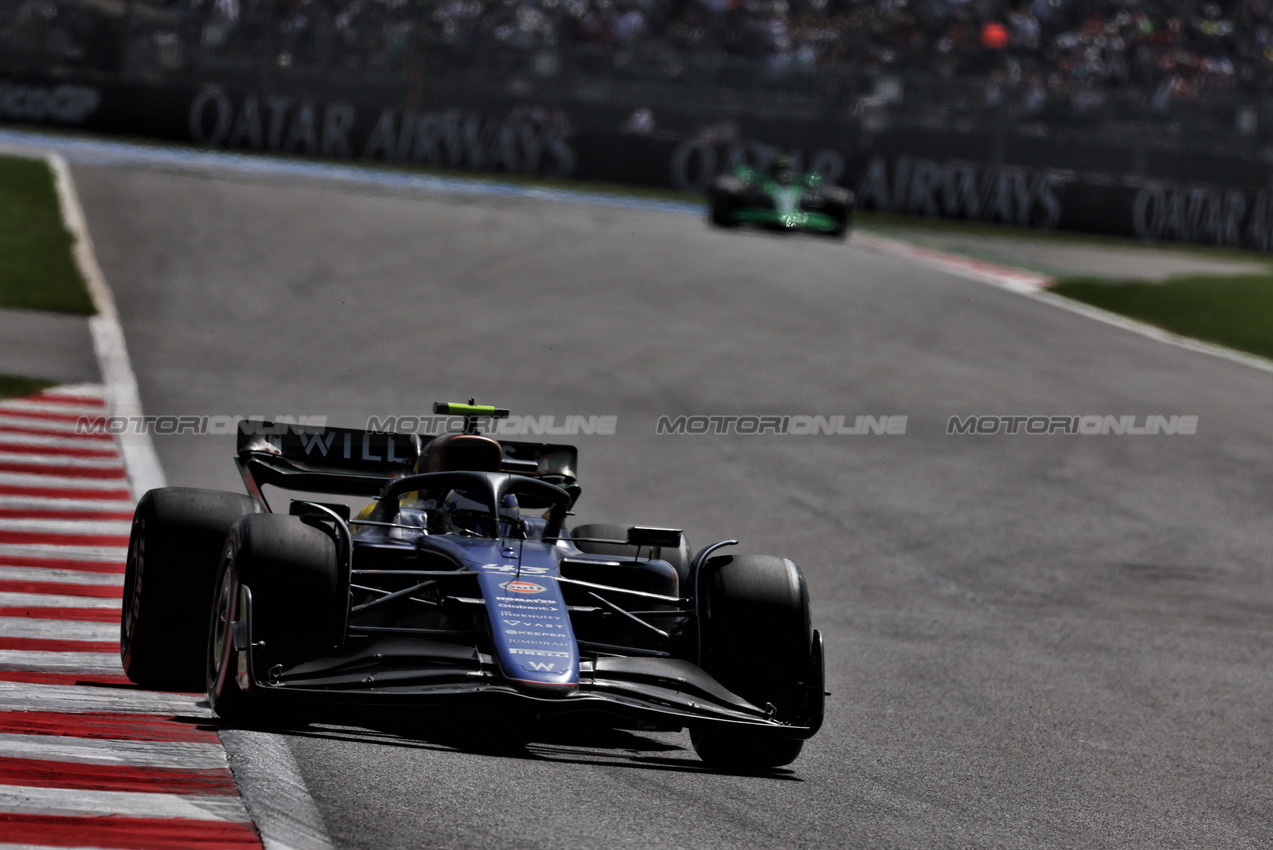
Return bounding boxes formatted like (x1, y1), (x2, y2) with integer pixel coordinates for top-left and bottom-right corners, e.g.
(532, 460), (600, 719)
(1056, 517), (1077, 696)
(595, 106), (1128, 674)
(6, 0), (1273, 112)
(440, 0), (1273, 112)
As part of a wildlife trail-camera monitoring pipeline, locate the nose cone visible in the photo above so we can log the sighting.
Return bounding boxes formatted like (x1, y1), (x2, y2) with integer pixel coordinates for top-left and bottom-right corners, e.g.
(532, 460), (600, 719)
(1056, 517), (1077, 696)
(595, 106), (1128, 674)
(476, 561), (579, 692)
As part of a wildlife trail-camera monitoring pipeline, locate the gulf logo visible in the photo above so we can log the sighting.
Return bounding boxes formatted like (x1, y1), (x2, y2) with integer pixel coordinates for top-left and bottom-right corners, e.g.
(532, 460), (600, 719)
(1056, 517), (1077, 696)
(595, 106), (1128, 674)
(500, 580), (547, 594)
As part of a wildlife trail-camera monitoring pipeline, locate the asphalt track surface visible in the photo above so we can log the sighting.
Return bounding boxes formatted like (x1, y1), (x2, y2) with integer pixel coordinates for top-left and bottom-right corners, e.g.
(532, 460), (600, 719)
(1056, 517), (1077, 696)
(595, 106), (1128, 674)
(73, 163), (1273, 849)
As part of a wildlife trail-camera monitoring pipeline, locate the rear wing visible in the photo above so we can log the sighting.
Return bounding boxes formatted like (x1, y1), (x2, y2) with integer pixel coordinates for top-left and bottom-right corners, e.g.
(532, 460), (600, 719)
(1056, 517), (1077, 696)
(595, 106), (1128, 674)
(235, 421), (578, 507)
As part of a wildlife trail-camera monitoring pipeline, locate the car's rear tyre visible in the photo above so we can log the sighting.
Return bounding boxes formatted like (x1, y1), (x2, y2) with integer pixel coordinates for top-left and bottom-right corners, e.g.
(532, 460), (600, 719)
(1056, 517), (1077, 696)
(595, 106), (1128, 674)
(822, 188), (854, 239)
(121, 488), (257, 690)
(825, 212), (851, 239)
(709, 188), (739, 228)
(208, 513), (339, 723)
(692, 554), (817, 770)
(570, 522), (693, 593)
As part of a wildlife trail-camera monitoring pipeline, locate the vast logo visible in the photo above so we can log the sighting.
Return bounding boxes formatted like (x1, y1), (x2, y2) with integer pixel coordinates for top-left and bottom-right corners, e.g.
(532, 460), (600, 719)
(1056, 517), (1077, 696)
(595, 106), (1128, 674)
(500, 580), (546, 595)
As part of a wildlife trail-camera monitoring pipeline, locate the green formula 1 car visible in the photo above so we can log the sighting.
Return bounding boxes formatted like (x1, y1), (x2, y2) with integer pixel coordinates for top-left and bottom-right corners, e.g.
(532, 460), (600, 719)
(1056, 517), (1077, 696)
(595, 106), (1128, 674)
(708, 158), (854, 238)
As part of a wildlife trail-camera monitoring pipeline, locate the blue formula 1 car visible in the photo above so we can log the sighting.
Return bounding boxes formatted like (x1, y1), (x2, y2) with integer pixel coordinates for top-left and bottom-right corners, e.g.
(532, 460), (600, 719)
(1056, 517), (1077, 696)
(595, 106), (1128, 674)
(120, 403), (825, 769)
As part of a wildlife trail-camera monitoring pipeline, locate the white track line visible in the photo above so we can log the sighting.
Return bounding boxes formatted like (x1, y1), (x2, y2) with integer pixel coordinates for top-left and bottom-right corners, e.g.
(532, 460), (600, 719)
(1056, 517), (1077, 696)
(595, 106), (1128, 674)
(39, 385), (106, 397)
(0, 734), (228, 771)
(1027, 288), (1273, 374)
(0, 472), (129, 490)
(0, 844), (108, 850)
(0, 453), (124, 470)
(0, 402), (104, 418)
(218, 728), (337, 850)
(0, 417), (107, 436)
(0, 496), (133, 512)
(0, 544), (127, 561)
(0, 552), (124, 567)
(0, 433), (116, 450)
(10, 152), (332, 850)
(0, 651), (123, 673)
(0, 568), (121, 585)
(0, 402), (104, 415)
(0, 619), (116, 640)
(21, 385), (105, 401)
(0, 594), (120, 609)
(853, 232), (1054, 292)
(0, 519), (131, 535)
(0, 785), (250, 822)
(0, 681), (206, 714)
(855, 230), (1273, 375)
(48, 154), (167, 499)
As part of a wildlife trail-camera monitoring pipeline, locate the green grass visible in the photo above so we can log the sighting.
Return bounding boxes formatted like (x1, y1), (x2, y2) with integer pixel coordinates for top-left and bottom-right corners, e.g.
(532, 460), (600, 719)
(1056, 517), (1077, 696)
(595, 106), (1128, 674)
(0, 374), (55, 400)
(0, 154), (94, 314)
(1051, 274), (1273, 360)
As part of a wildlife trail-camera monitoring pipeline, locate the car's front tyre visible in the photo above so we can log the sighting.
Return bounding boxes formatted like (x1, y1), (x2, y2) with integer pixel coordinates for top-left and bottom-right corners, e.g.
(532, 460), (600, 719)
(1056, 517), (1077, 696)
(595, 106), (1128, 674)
(121, 488), (257, 690)
(822, 188), (854, 239)
(691, 554), (821, 770)
(207, 513), (339, 723)
(708, 181), (742, 228)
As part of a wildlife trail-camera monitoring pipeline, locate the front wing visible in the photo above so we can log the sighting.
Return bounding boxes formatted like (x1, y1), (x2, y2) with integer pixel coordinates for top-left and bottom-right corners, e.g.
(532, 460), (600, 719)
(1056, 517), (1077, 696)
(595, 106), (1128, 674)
(729, 206), (844, 233)
(237, 627), (821, 739)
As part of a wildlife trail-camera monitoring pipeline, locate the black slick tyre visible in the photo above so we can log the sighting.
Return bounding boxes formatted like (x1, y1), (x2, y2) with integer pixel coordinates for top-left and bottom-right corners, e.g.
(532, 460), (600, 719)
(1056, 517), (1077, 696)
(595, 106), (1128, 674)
(825, 210), (851, 239)
(120, 488), (257, 690)
(709, 188), (739, 228)
(208, 513), (339, 723)
(692, 554), (816, 770)
(823, 188), (853, 239)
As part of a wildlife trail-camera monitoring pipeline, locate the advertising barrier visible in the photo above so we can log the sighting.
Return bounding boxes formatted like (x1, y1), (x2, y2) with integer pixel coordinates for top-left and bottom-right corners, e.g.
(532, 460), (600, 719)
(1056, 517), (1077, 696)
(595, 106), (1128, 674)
(4, 72), (1269, 250)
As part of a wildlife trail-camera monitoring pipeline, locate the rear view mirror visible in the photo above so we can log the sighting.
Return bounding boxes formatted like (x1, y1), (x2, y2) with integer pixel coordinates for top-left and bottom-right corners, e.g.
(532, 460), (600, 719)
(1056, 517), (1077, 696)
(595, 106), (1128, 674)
(626, 526), (682, 548)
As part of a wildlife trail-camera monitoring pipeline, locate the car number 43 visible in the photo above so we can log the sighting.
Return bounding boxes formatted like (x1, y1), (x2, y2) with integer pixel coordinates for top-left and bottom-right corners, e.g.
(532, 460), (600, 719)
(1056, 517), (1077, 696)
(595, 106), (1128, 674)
(481, 563), (550, 575)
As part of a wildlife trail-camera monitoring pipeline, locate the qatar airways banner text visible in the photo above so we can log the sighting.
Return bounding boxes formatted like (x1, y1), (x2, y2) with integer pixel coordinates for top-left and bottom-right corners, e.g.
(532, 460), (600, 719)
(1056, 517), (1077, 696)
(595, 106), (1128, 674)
(4, 73), (1273, 250)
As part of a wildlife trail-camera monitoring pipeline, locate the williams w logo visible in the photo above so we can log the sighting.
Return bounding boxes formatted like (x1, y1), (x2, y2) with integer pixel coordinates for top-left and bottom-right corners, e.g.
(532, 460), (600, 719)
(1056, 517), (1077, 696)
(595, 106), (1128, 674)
(527, 662), (556, 672)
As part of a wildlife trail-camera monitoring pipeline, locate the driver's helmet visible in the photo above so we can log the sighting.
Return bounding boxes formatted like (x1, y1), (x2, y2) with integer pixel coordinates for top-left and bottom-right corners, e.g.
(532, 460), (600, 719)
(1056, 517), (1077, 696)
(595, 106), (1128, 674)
(440, 490), (520, 537)
(768, 155), (795, 186)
